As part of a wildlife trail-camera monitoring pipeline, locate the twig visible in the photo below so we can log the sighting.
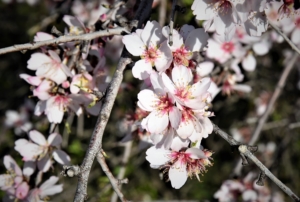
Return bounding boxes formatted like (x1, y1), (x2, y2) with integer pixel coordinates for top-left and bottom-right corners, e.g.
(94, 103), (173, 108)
(111, 141), (133, 202)
(97, 150), (128, 202)
(233, 52), (299, 176)
(269, 21), (300, 55)
(238, 145), (300, 202)
(73, 56), (132, 202)
(159, 0), (167, 27)
(0, 27), (127, 55)
(168, 0), (177, 46)
(213, 124), (300, 201)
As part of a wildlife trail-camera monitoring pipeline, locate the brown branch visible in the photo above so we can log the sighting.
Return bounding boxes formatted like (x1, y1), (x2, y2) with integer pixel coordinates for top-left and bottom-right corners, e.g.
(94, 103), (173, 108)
(213, 124), (300, 202)
(233, 52), (299, 176)
(111, 141), (133, 202)
(0, 27), (127, 55)
(269, 21), (300, 55)
(73, 56), (132, 202)
(159, 0), (167, 26)
(97, 150), (128, 202)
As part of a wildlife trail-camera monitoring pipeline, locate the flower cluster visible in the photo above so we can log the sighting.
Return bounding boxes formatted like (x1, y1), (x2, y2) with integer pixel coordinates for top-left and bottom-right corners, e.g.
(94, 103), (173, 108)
(0, 155), (63, 201)
(21, 15), (111, 124)
(123, 20), (214, 188)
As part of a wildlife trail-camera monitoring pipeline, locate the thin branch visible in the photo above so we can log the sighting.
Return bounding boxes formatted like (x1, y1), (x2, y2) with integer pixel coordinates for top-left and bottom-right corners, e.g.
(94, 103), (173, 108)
(0, 27), (127, 55)
(238, 145), (300, 202)
(97, 150), (128, 202)
(213, 124), (300, 202)
(168, 0), (177, 46)
(111, 141), (133, 202)
(269, 21), (300, 55)
(73, 56), (132, 202)
(233, 52), (299, 176)
(159, 0), (167, 27)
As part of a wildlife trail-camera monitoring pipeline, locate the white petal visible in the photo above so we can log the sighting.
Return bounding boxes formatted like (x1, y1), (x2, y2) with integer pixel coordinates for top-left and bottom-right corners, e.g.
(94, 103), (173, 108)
(180, 25), (195, 41)
(141, 21), (163, 47)
(27, 53), (52, 70)
(23, 161), (36, 177)
(169, 163), (188, 189)
(232, 84), (252, 93)
(196, 61), (214, 77)
(242, 53), (256, 71)
(38, 156), (52, 172)
(146, 146), (170, 166)
(169, 107), (181, 129)
(155, 41), (173, 72)
(137, 89), (157, 111)
(29, 130), (47, 145)
(186, 148), (206, 159)
(53, 150), (71, 165)
(4, 155), (22, 176)
(172, 66), (192, 88)
(185, 28), (209, 52)
(191, 77), (211, 97)
(147, 111), (169, 134)
(253, 40), (270, 56)
(176, 120), (194, 139)
(162, 73), (176, 94)
(40, 176), (63, 197)
(48, 133), (62, 147)
(171, 135), (190, 151)
(122, 33), (145, 56)
(132, 59), (152, 80)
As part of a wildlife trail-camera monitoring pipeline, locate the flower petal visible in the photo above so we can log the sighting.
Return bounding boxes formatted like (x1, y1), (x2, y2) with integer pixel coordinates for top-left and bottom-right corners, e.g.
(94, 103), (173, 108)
(53, 150), (71, 165)
(185, 28), (209, 52)
(122, 33), (145, 56)
(132, 59), (152, 80)
(169, 162), (188, 189)
(29, 130), (47, 145)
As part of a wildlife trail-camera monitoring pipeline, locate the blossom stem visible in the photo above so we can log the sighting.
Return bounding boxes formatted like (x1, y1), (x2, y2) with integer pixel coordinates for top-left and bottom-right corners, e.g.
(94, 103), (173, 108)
(0, 27), (127, 55)
(168, 0), (178, 46)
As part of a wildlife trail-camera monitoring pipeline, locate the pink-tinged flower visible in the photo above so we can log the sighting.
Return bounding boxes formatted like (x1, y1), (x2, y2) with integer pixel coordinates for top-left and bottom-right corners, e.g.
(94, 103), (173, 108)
(122, 21), (173, 79)
(221, 74), (251, 95)
(162, 25), (209, 67)
(5, 109), (32, 135)
(146, 146), (213, 189)
(206, 35), (245, 63)
(70, 73), (95, 94)
(15, 130), (71, 172)
(0, 156), (30, 200)
(27, 50), (72, 85)
(176, 106), (213, 142)
(214, 180), (245, 202)
(63, 15), (86, 35)
(138, 73), (181, 134)
(162, 65), (211, 109)
(34, 94), (83, 123)
(27, 176), (63, 202)
(192, 0), (242, 41)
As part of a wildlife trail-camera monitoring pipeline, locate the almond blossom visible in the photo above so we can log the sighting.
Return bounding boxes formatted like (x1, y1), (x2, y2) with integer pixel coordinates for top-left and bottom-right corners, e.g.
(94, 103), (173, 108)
(146, 146), (213, 189)
(162, 65), (211, 109)
(122, 20), (172, 79)
(26, 176), (63, 202)
(27, 50), (72, 85)
(14, 130), (70, 172)
(0, 155), (30, 201)
(138, 73), (181, 134)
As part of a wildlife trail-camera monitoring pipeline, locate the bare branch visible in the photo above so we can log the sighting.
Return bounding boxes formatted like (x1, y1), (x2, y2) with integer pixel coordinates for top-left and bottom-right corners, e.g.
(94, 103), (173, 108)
(97, 150), (128, 202)
(238, 145), (300, 202)
(111, 141), (133, 202)
(233, 52), (299, 176)
(213, 124), (300, 201)
(269, 21), (300, 55)
(159, 0), (167, 27)
(168, 0), (177, 46)
(0, 27), (127, 55)
(73, 56), (132, 202)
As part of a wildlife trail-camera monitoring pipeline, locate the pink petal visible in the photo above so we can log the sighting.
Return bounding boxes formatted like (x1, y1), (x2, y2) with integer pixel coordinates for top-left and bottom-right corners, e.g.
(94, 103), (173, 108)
(16, 182), (29, 199)
(20, 74), (43, 86)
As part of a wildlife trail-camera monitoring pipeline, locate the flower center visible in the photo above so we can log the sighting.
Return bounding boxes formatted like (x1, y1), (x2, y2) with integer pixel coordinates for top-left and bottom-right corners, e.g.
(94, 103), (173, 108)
(214, 0), (233, 15)
(142, 46), (160, 65)
(173, 47), (192, 66)
(175, 86), (192, 101)
(156, 95), (174, 114)
(221, 42), (235, 53)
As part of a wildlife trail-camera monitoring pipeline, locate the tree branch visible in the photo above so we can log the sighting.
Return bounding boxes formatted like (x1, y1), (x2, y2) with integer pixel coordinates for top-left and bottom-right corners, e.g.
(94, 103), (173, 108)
(0, 27), (127, 55)
(213, 124), (300, 202)
(269, 21), (300, 55)
(73, 56), (132, 202)
(97, 150), (128, 202)
(233, 52), (299, 176)
(111, 141), (133, 202)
